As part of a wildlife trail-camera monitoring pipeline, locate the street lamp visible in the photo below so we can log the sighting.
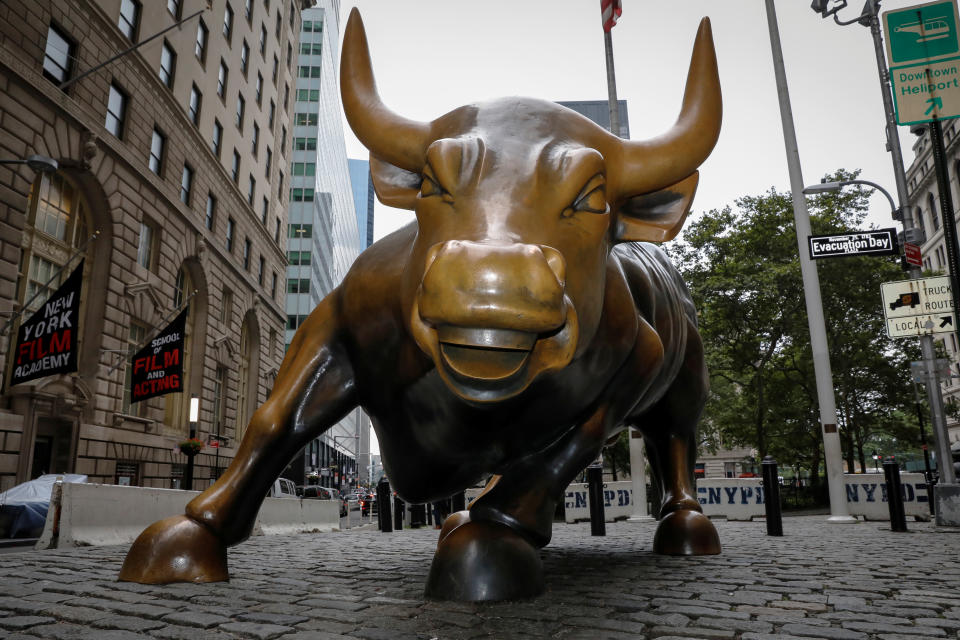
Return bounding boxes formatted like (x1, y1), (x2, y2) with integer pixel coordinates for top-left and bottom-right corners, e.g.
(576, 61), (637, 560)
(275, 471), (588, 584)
(185, 395), (199, 490)
(0, 155), (58, 173)
(802, 178), (898, 219)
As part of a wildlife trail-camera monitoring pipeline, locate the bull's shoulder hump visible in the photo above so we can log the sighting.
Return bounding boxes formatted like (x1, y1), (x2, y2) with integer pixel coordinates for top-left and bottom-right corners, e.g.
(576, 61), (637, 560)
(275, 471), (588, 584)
(339, 222), (415, 313)
(612, 242), (696, 321)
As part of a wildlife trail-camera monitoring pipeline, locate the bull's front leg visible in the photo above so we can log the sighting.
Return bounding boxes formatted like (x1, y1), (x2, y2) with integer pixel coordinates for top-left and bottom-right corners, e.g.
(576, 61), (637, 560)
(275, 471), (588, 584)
(119, 295), (358, 584)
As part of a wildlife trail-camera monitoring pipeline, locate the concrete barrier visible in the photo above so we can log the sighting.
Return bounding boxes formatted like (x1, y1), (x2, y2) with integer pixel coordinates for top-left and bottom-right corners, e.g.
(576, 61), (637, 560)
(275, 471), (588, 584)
(564, 482), (634, 522)
(844, 473), (931, 520)
(35, 483), (341, 549)
(696, 478), (766, 521)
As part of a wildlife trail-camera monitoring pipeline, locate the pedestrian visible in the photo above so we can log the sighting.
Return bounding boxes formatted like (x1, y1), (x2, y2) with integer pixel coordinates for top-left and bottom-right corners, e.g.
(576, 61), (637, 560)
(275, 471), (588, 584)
(432, 497), (451, 529)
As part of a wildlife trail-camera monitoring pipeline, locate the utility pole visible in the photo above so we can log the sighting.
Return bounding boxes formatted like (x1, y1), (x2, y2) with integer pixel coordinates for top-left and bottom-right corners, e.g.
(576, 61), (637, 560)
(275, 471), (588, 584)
(764, 0), (855, 522)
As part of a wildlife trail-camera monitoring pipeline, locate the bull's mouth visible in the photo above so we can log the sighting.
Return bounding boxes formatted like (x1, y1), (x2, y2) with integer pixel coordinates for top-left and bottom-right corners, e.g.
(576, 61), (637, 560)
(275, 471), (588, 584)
(438, 327), (537, 382)
(409, 299), (579, 404)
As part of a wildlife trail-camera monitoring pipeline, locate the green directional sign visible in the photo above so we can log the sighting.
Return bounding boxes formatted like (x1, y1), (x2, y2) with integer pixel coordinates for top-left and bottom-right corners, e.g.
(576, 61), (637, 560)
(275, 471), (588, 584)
(883, 0), (960, 124)
(886, 0), (959, 64)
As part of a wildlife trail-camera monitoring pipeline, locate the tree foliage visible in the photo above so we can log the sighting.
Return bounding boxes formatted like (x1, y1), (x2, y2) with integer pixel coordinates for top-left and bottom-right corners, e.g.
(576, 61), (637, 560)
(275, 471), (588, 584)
(670, 170), (921, 481)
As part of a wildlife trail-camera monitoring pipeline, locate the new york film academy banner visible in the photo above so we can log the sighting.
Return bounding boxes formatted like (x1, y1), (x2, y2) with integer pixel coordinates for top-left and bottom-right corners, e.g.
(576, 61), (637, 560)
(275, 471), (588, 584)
(10, 261), (84, 386)
(130, 308), (187, 403)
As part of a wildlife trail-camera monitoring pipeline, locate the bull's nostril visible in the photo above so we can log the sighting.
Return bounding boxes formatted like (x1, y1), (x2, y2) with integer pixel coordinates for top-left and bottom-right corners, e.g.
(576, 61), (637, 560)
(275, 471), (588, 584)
(540, 246), (566, 286)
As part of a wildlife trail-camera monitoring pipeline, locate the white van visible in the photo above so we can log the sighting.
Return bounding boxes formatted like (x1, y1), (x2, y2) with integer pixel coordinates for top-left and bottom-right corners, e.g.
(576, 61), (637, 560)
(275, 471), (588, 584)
(267, 478), (298, 498)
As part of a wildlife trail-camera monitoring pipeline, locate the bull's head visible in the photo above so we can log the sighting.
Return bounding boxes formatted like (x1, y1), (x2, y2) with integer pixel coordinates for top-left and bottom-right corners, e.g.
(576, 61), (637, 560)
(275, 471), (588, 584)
(341, 9), (720, 404)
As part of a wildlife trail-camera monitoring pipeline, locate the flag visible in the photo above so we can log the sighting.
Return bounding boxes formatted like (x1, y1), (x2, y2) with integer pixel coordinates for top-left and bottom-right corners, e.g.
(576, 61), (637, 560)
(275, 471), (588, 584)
(601, 0), (622, 32)
(10, 261), (84, 386)
(130, 307), (188, 403)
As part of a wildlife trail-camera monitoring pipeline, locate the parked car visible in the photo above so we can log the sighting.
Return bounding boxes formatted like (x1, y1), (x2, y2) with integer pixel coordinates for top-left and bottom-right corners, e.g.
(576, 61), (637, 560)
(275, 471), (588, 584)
(0, 474), (87, 539)
(298, 485), (348, 517)
(267, 478), (298, 499)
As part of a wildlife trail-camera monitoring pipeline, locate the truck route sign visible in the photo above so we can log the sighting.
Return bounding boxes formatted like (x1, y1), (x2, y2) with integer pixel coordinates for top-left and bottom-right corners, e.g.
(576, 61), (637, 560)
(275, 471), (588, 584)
(881, 275), (956, 338)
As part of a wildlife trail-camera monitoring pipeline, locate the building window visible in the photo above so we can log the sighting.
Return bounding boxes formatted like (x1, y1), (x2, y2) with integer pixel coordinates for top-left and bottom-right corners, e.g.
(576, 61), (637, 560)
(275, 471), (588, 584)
(287, 278), (310, 294)
(240, 40), (250, 76)
(206, 193), (216, 230)
(288, 250), (311, 265)
(195, 18), (208, 62)
(236, 94), (245, 128)
(226, 217), (235, 252)
(122, 322), (148, 416)
(213, 365), (226, 436)
(297, 66), (321, 79)
(137, 219), (158, 270)
(271, 272), (277, 298)
(160, 40), (176, 88)
(258, 257), (265, 285)
(272, 54), (279, 84)
(261, 196), (269, 223)
(221, 287), (233, 323)
(276, 11), (282, 38)
(167, 0), (181, 19)
(218, 59), (228, 98)
(268, 99), (276, 127)
(105, 82), (127, 138)
(248, 175), (256, 205)
(260, 24), (267, 55)
(290, 188), (315, 202)
(294, 137), (317, 151)
(244, 0), (253, 21)
(180, 164), (193, 204)
(281, 126), (287, 154)
(223, 3), (234, 40)
(232, 149), (241, 183)
(274, 218), (280, 243)
(212, 119), (223, 157)
(255, 72), (263, 105)
(278, 171), (284, 197)
(243, 238), (251, 269)
(286, 41), (292, 69)
(294, 113), (319, 126)
(915, 206), (926, 238)
(289, 2), (295, 28)
(283, 83), (289, 109)
(252, 123), (260, 156)
(296, 88), (320, 102)
(188, 84), (202, 125)
(118, 0), (141, 41)
(149, 128), (165, 175)
(265, 147), (272, 175)
(43, 24), (75, 85)
(292, 162), (315, 176)
(929, 193), (940, 230)
(288, 223), (312, 237)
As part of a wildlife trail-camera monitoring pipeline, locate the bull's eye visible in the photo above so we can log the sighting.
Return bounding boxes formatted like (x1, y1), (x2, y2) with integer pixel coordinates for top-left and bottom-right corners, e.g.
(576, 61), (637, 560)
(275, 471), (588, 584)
(420, 167), (454, 204)
(562, 175), (607, 218)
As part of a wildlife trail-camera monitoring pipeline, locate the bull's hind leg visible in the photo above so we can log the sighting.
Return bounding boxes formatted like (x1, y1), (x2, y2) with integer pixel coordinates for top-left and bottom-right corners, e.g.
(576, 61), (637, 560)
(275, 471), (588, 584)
(119, 298), (357, 583)
(636, 331), (719, 555)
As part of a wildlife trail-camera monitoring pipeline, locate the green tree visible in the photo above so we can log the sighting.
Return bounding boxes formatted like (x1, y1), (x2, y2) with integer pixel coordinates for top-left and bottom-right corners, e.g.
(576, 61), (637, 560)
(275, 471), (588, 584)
(672, 170), (920, 482)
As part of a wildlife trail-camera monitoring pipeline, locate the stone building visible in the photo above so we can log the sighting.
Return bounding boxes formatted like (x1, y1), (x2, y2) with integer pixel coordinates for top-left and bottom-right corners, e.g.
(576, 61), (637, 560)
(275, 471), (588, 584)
(0, 0), (309, 491)
(905, 120), (960, 448)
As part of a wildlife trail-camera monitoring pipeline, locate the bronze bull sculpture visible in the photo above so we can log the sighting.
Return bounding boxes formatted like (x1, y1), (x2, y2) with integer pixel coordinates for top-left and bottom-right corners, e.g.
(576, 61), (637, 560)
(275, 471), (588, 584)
(120, 9), (722, 601)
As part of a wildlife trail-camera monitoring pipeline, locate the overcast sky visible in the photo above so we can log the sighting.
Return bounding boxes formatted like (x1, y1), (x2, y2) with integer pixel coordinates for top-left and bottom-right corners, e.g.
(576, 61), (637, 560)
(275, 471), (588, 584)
(334, 0), (936, 241)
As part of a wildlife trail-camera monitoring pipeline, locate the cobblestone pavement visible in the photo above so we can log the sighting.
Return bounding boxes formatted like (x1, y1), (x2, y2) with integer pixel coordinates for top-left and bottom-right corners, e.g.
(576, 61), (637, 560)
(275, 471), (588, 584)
(0, 515), (958, 639)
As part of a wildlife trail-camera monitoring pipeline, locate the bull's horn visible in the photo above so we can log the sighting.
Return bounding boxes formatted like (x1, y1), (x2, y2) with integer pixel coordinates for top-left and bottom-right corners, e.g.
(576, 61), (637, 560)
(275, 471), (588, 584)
(341, 8), (431, 171)
(617, 18), (722, 196)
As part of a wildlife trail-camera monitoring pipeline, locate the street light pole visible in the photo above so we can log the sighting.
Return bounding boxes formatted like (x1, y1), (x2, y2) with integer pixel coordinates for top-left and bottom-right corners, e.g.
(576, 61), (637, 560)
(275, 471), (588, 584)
(185, 395), (199, 491)
(764, 0), (854, 522)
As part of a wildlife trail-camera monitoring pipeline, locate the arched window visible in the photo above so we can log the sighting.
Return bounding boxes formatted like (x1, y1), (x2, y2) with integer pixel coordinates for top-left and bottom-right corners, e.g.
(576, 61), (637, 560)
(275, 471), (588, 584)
(915, 206), (926, 238)
(17, 173), (89, 314)
(236, 311), (260, 442)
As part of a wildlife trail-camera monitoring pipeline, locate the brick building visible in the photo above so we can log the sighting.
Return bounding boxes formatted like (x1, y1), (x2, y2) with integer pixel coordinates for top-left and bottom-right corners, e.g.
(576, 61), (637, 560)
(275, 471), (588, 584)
(0, 0), (309, 491)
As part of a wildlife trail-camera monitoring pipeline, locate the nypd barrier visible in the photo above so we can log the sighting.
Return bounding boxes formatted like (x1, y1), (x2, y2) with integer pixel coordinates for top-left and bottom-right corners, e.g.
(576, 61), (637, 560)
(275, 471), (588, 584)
(35, 482), (340, 549)
(562, 474), (931, 523)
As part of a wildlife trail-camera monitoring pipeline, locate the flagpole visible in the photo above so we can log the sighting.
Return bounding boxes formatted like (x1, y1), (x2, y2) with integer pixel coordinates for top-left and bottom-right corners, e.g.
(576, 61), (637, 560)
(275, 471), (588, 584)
(604, 29), (620, 137)
(106, 290), (198, 377)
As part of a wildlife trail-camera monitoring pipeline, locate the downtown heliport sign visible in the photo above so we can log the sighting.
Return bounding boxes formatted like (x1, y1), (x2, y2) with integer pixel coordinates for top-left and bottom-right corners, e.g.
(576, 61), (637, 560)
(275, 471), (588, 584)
(884, 0), (960, 125)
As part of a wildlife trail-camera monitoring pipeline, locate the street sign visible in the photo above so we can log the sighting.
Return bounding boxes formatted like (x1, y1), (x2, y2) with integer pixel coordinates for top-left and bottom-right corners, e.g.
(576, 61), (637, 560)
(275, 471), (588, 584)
(807, 228), (899, 259)
(881, 275), (956, 337)
(904, 242), (923, 266)
(910, 358), (953, 381)
(883, 1), (960, 124)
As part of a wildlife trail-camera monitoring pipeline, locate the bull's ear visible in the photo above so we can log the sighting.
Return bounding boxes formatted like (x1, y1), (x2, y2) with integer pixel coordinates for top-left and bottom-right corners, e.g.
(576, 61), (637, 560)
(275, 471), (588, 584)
(370, 154), (421, 210)
(614, 172), (699, 243)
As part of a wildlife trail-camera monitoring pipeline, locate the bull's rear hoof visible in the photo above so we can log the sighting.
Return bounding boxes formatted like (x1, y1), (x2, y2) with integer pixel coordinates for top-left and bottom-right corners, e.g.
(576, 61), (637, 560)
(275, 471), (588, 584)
(652, 509), (721, 556)
(118, 515), (228, 584)
(425, 518), (543, 602)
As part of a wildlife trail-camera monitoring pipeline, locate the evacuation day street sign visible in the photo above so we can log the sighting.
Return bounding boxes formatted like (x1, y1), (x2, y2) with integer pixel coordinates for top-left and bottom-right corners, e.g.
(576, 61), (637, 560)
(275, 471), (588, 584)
(807, 228), (899, 259)
(883, 0), (960, 124)
(880, 274), (956, 338)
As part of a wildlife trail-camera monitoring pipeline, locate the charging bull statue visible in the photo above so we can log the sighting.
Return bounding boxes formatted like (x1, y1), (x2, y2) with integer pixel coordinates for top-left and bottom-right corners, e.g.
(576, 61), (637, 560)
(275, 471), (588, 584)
(120, 9), (722, 601)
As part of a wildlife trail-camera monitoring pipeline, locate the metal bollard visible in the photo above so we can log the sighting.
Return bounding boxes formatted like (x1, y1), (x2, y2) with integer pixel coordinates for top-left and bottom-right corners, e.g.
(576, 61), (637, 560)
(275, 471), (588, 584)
(883, 457), (908, 532)
(377, 478), (392, 533)
(761, 456), (783, 536)
(394, 495), (404, 530)
(587, 462), (606, 536)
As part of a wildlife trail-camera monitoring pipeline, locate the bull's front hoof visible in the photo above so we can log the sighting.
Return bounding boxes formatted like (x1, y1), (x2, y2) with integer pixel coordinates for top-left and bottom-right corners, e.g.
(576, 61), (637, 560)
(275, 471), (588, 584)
(652, 509), (721, 556)
(118, 515), (228, 584)
(425, 517), (543, 602)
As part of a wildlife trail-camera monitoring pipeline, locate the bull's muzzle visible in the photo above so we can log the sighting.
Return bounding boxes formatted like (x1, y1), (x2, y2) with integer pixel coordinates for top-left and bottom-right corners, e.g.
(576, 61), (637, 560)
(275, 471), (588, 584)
(410, 241), (578, 402)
